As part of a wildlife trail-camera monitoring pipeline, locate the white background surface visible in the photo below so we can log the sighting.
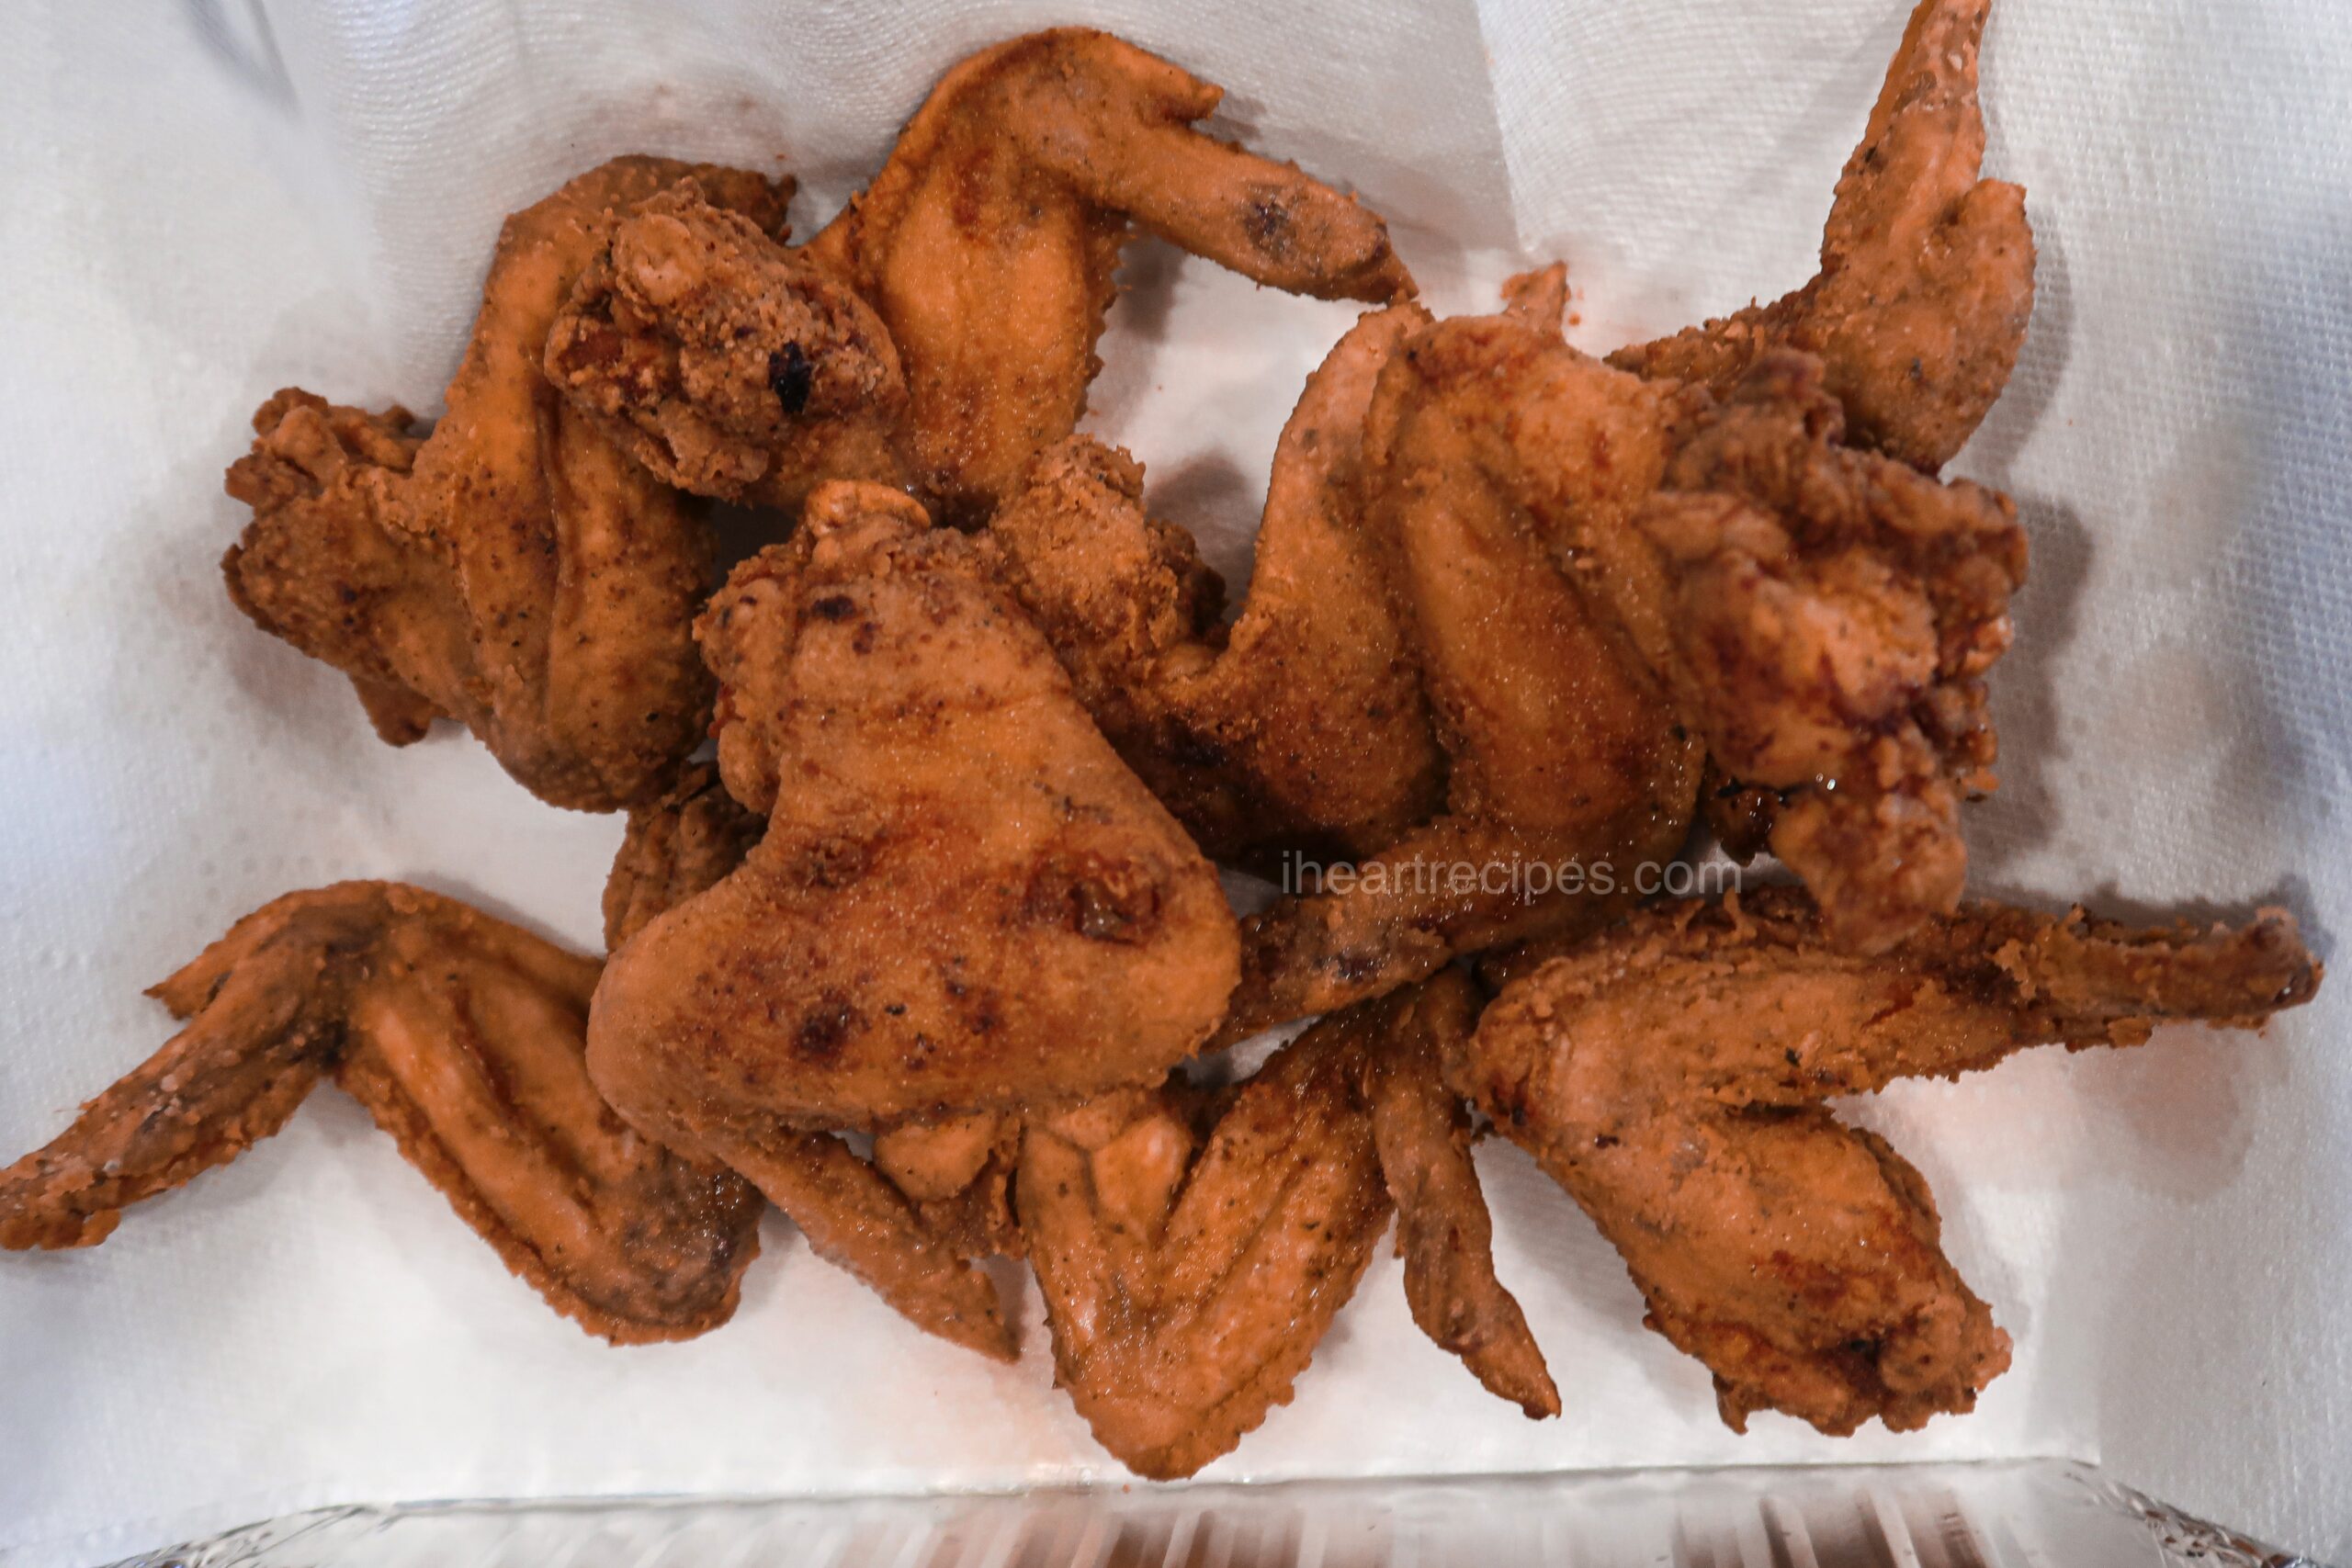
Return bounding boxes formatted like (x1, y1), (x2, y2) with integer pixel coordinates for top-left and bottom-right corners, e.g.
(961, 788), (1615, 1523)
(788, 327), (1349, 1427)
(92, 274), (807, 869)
(2, 1), (2347, 1562)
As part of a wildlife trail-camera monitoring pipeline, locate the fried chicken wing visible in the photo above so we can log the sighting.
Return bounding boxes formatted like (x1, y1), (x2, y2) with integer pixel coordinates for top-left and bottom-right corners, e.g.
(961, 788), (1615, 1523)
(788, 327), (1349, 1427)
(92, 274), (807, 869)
(1263, 290), (2023, 959)
(544, 183), (910, 509)
(1016, 1001), (1394, 1479)
(1610, 0), (2034, 472)
(584, 483), (1236, 1350)
(990, 304), (1443, 863)
(601, 752), (1023, 1355)
(589, 482), (1238, 1134)
(1216, 299), (1704, 1038)
(1363, 969), (1557, 1420)
(0, 884), (762, 1344)
(227, 159), (790, 810)
(1453, 887), (2320, 1435)
(1018, 973), (1548, 1476)
(220, 393), (442, 745)
(802, 28), (1414, 518)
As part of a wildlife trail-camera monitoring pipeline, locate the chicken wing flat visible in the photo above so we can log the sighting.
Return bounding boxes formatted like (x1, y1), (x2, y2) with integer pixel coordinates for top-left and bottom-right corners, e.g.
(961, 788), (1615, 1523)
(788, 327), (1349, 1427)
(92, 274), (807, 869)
(600, 750), (1026, 1357)
(582, 482), (1235, 1357)
(544, 182), (910, 509)
(602, 773), (1020, 1359)
(989, 304), (1443, 864)
(1216, 296), (1704, 1039)
(1610, 0), (2034, 472)
(588, 481), (1238, 1137)
(1452, 886), (2319, 1435)
(1363, 969), (1557, 1420)
(0, 884), (763, 1344)
(1016, 1000), (1394, 1479)
(226, 158), (789, 810)
(802, 28), (1414, 518)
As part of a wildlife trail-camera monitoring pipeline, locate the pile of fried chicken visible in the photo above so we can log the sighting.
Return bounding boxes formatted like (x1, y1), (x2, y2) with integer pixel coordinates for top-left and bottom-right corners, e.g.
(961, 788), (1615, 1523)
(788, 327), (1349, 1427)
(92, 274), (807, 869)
(0, 4), (2322, 1479)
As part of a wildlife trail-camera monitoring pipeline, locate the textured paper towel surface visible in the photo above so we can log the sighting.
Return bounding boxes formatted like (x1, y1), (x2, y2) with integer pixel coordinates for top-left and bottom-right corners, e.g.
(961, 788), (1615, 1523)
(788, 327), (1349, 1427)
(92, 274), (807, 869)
(2, 0), (2347, 1562)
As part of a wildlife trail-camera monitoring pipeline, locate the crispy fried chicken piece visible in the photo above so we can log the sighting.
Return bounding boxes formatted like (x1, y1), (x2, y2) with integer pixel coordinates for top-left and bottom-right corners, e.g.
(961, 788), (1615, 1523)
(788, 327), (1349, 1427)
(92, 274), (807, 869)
(1362, 969), (1558, 1420)
(225, 158), (788, 811)
(599, 751), (1023, 1354)
(1017, 998), (1396, 1479)
(588, 482), (1238, 1133)
(0, 884), (762, 1344)
(1623, 352), (2027, 949)
(1216, 302), (1704, 1039)
(1453, 886), (2320, 1436)
(604, 762), (767, 952)
(990, 305), (1444, 864)
(545, 183), (910, 509)
(601, 747), (1030, 1347)
(802, 28), (1414, 519)
(1306, 293), (2021, 957)
(220, 394), (445, 745)
(584, 483), (1238, 1351)
(1610, 0), (2035, 472)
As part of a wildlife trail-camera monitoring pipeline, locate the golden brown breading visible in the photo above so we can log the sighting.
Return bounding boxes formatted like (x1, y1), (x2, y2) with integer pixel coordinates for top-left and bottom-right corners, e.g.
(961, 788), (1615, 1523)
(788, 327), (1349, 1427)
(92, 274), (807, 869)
(986, 437), (1231, 816)
(585, 481), (1238, 1137)
(1609, 0), (2035, 472)
(1453, 886), (2320, 1435)
(989, 304), (1443, 865)
(225, 158), (787, 811)
(582, 481), (1240, 1350)
(544, 182), (910, 509)
(1362, 969), (1557, 1420)
(803, 28), (1414, 519)
(0, 884), (763, 1345)
(1017, 1001), (1396, 1479)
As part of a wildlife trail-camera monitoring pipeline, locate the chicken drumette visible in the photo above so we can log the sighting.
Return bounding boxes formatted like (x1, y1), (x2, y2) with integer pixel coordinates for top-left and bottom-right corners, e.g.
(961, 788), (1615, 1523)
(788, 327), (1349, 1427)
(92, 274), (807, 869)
(0, 883), (763, 1344)
(225, 158), (789, 811)
(1628, 351), (2026, 946)
(1453, 887), (2318, 1434)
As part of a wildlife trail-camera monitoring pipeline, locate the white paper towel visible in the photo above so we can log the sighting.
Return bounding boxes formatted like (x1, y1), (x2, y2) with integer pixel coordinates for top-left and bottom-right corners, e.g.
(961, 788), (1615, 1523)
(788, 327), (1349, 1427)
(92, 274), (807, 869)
(3, 0), (2347, 1562)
